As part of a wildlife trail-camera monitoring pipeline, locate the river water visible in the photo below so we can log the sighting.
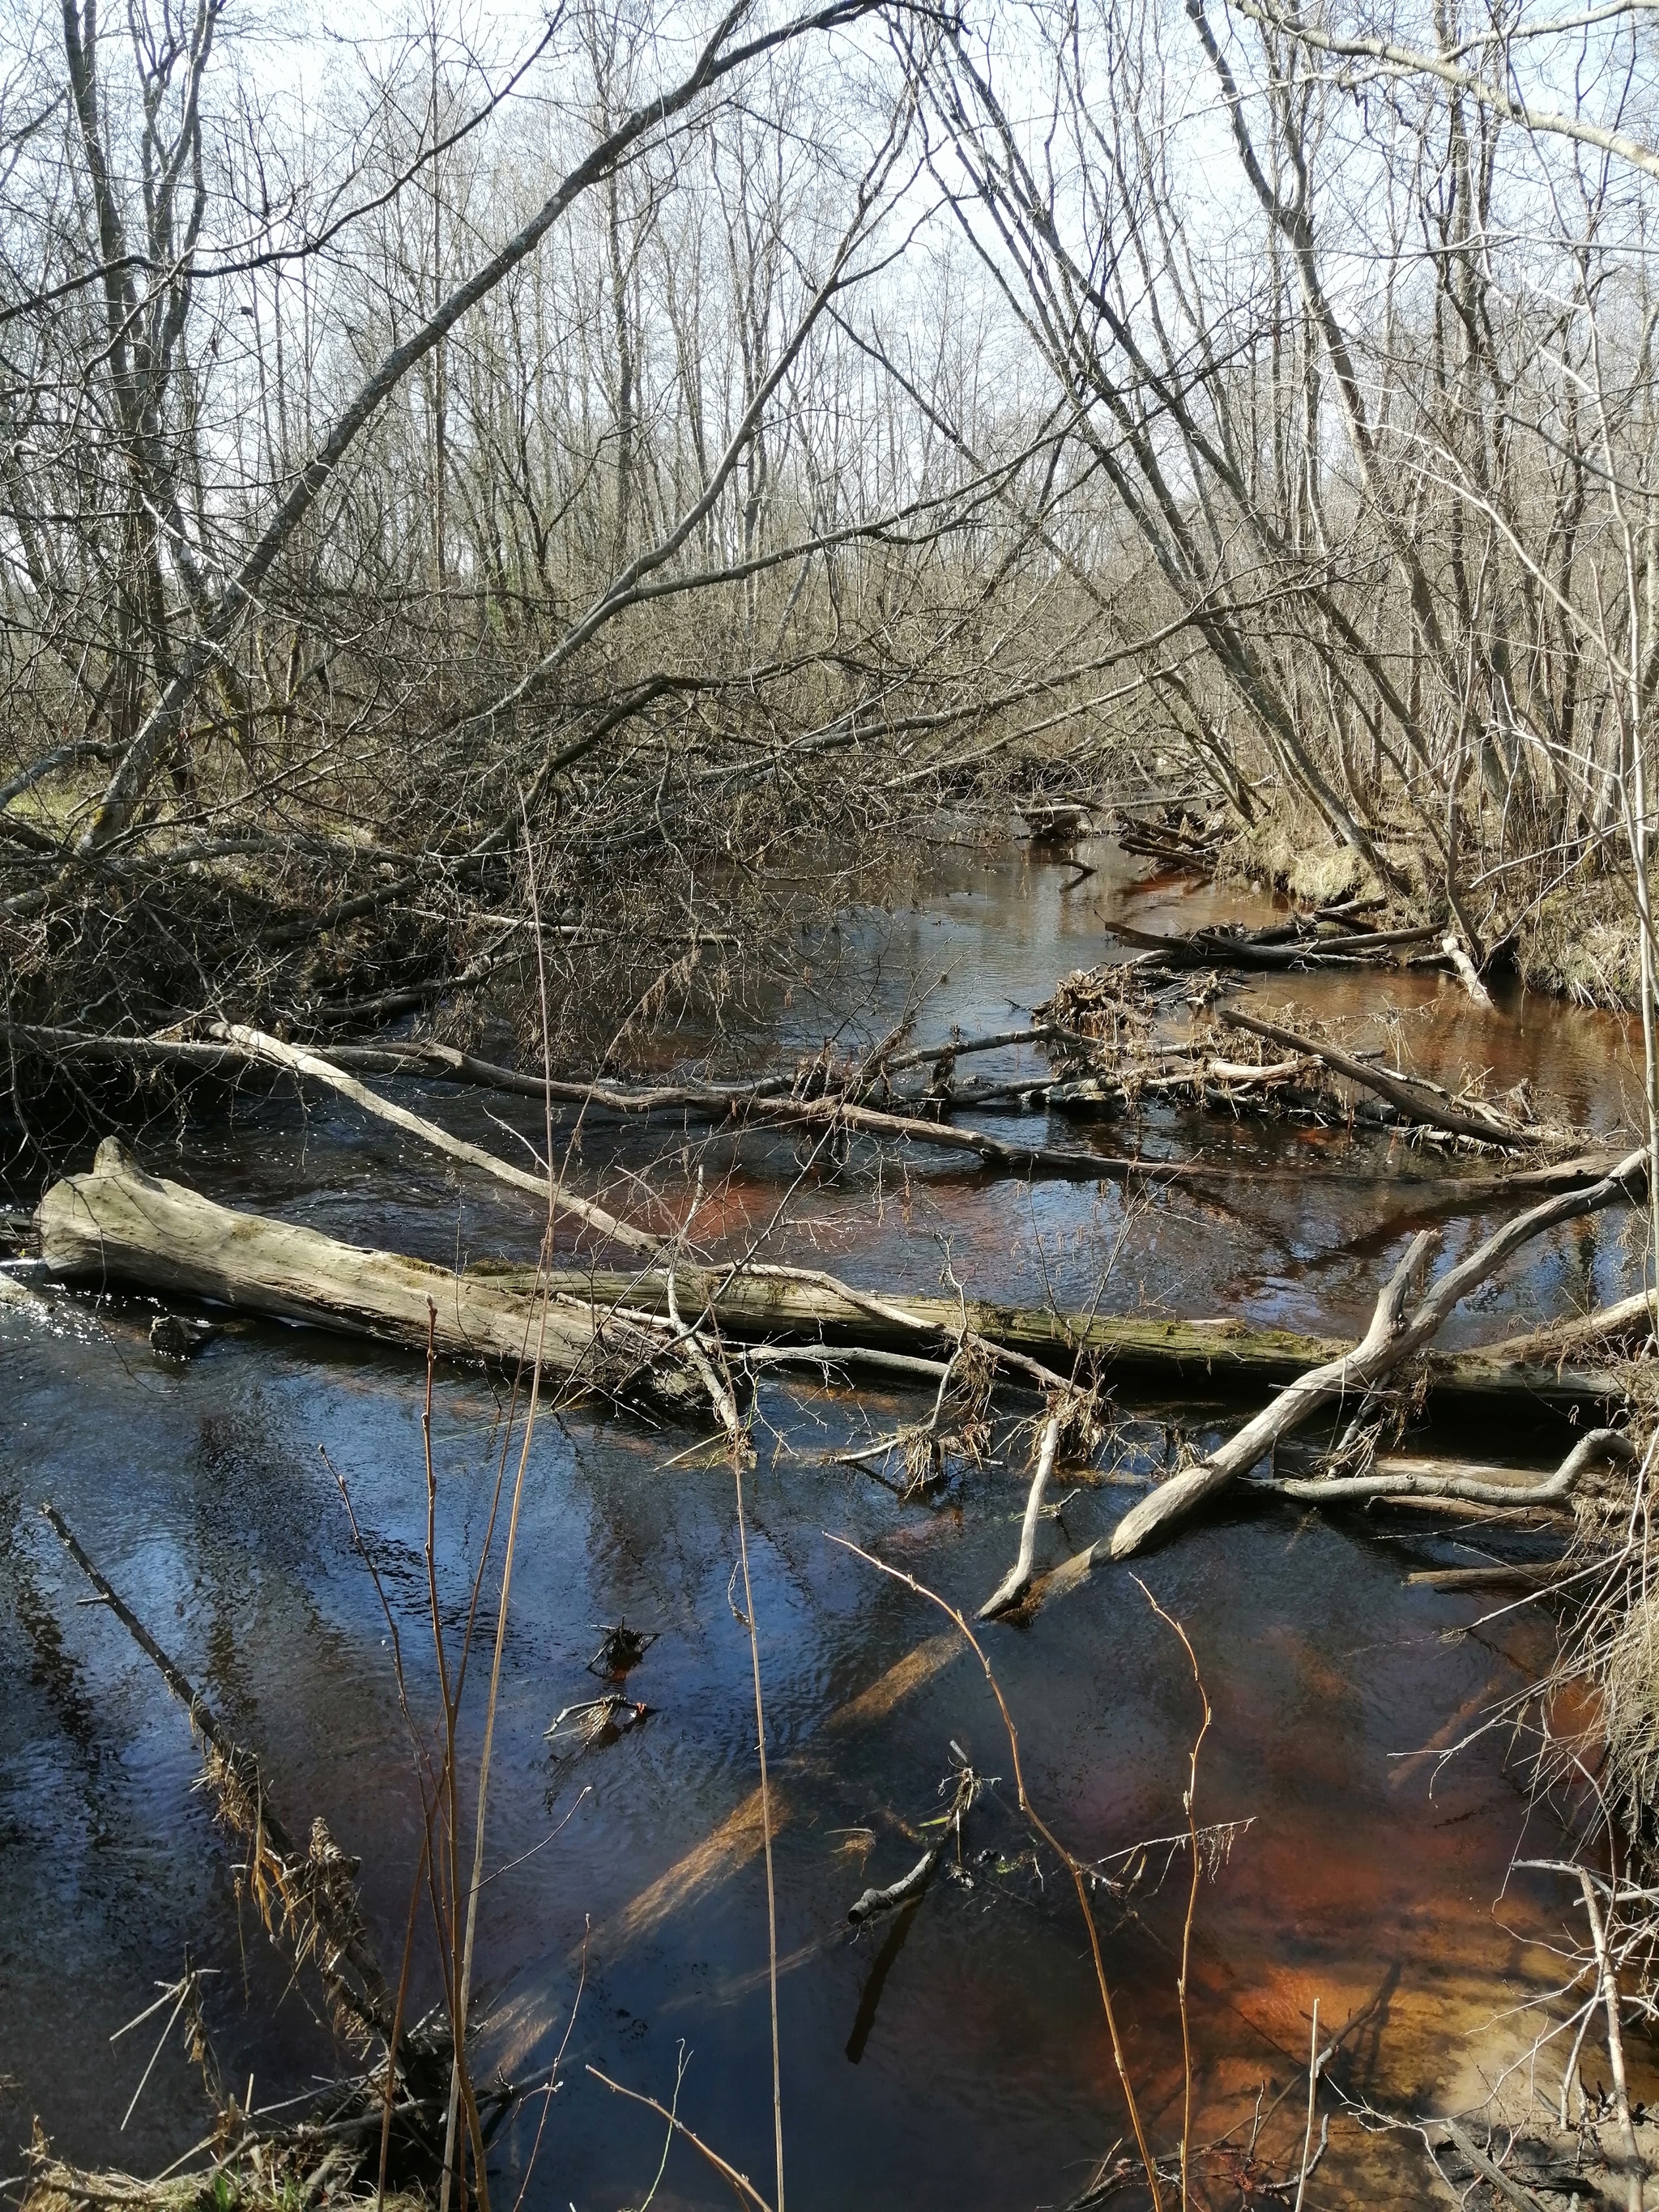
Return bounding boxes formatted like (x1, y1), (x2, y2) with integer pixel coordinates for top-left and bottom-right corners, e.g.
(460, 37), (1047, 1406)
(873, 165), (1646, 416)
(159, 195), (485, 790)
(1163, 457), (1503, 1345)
(1, 834), (1648, 2207)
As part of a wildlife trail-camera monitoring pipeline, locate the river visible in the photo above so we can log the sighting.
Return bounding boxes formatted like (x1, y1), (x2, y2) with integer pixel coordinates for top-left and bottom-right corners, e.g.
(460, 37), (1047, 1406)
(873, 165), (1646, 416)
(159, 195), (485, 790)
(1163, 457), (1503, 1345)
(1, 832), (1646, 2207)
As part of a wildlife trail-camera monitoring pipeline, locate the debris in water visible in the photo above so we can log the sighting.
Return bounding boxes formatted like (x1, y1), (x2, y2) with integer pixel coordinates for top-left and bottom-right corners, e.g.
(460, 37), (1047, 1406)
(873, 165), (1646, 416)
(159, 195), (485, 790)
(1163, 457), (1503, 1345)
(586, 1620), (659, 1677)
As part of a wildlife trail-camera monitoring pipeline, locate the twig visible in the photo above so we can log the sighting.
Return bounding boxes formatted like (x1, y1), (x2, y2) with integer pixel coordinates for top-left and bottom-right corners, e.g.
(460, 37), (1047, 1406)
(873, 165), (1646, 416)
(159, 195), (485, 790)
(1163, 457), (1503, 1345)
(1580, 1865), (1646, 2210)
(1291, 2000), (1320, 2212)
(735, 1451), (785, 2212)
(40, 1502), (390, 2036)
(1133, 1583), (1212, 2212)
(587, 2066), (773, 2212)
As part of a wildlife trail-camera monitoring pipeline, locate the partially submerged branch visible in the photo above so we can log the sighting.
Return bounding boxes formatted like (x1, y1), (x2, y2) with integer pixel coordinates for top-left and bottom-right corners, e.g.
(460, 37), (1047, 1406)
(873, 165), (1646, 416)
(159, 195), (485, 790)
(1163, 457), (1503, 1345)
(978, 1413), (1062, 1617)
(1106, 1148), (1649, 1557)
(1257, 1428), (1637, 1511)
(41, 1502), (393, 2044)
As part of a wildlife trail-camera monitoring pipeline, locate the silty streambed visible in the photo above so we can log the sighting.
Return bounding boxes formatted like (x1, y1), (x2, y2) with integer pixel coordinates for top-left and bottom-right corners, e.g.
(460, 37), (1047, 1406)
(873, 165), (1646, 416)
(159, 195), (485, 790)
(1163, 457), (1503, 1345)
(1, 835), (1648, 2206)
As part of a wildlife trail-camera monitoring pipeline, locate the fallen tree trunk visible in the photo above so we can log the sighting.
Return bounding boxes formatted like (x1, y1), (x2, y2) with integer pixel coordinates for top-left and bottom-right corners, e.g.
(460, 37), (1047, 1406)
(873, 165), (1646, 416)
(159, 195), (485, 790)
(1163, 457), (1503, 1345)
(1215, 1008), (1538, 1149)
(1107, 918), (1448, 972)
(1441, 933), (1497, 1009)
(1105, 1147), (1649, 1558)
(14, 1018), (1603, 1207)
(37, 1139), (708, 1417)
(32, 1144), (1636, 1416)
(1406, 1563), (1555, 1591)
(1478, 1289), (1657, 1363)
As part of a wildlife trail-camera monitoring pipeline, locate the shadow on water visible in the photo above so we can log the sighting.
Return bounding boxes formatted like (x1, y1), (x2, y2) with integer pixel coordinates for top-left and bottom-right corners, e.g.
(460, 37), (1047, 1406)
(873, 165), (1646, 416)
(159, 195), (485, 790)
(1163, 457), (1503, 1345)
(2, 834), (1648, 2206)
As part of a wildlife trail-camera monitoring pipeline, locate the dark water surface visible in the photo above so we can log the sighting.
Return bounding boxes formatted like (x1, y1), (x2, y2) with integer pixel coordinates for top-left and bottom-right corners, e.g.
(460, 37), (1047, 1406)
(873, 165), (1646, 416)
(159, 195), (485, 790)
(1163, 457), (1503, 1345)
(2, 837), (1648, 2206)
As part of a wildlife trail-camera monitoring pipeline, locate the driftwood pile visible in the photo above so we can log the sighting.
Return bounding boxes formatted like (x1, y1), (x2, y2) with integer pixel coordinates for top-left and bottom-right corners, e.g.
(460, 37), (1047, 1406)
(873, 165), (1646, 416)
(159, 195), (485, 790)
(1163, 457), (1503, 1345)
(1037, 969), (1565, 1153)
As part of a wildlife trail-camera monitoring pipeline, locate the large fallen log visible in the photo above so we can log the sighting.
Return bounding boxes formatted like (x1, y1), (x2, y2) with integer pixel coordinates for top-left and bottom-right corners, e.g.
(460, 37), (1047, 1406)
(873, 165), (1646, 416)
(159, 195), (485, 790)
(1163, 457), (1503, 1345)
(32, 1142), (1635, 1417)
(36, 1139), (709, 1416)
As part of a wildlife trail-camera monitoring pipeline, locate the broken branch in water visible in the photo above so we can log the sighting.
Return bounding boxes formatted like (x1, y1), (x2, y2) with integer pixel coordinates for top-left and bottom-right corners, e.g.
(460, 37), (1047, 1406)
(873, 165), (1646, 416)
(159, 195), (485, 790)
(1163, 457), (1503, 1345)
(1105, 1146), (1649, 1558)
(978, 1413), (1062, 1617)
(211, 1021), (663, 1255)
(1215, 1008), (1538, 1149)
(823, 1532), (1166, 2210)
(1106, 914), (1446, 972)
(1256, 1427), (1637, 1511)
(847, 1762), (979, 1924)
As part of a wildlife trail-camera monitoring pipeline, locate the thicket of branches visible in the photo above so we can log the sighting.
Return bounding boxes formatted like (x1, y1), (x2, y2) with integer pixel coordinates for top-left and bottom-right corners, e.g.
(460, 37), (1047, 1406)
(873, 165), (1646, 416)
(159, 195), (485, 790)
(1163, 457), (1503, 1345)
(5, 0), (1659, 1067)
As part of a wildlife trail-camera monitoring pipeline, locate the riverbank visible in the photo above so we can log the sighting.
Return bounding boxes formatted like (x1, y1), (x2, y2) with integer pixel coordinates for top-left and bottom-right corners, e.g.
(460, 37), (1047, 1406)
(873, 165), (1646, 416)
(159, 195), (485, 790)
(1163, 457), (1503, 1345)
(1213, 797), (1647, 1010)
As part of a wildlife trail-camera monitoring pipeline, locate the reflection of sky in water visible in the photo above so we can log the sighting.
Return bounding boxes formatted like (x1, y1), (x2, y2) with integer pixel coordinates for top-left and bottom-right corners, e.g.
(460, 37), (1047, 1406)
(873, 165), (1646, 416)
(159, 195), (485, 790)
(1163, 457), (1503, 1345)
(1, 839), (1644, 2206)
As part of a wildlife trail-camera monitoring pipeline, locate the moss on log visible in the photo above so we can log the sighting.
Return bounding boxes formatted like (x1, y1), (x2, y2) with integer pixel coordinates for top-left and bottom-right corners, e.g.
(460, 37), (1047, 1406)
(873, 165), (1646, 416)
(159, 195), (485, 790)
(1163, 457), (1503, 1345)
(33, 1140), (1626, 1417)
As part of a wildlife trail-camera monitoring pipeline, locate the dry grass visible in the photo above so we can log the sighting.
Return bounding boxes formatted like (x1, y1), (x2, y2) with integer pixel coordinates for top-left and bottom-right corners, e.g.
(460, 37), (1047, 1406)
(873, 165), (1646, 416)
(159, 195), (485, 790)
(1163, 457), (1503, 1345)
(1517, 876), (1644, 1008)
(22, 2140), (429, 2212)
(1218, 808), (1379, 909)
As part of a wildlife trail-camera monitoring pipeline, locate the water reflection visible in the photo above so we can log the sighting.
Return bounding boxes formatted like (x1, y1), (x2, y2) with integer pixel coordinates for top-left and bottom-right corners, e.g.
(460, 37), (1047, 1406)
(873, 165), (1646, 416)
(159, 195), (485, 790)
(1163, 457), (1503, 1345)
(1, 837), (1643, 2206)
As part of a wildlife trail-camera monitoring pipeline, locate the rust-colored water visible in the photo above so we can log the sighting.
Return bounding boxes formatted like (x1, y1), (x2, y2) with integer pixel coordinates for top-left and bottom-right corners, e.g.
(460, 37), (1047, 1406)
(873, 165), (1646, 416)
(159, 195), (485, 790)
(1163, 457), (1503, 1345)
(2, 834), (1647, 2206)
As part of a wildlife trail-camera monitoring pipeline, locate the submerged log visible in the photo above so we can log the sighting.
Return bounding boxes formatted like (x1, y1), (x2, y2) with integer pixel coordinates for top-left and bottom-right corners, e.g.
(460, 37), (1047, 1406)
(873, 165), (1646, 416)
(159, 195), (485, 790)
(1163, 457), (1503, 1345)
(31, 1143), (1634, 1417)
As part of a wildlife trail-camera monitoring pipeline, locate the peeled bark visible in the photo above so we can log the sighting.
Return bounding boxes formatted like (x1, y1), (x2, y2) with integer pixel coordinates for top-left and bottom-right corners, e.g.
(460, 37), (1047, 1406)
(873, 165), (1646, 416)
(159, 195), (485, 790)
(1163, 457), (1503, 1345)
(36, 1139), (705, 1415)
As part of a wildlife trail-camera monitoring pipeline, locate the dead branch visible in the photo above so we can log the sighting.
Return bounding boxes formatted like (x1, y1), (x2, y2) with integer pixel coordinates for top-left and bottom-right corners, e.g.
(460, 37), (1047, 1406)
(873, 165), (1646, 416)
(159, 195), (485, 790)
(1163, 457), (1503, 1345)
(978, 1413), (1062, 1617)
(213, 1023), (663, 1255)
(1215, 1008), (1541, 1148)
(1107, 1146), (1648, 1557)
(1258, 1427), (1637, 1510)
(40, 1501), (393, 2044)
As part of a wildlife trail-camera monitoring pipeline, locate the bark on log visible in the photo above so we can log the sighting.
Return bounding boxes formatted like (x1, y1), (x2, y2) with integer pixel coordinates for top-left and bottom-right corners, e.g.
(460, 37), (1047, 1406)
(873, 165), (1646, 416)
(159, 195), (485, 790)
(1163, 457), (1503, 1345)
(1106, 1147), (1648, 1558)
(1406, 1564), (1555, 1590)
(847, 1842), (943, 1924)
(37, 1139), (706, 1415)
(1478, 1289), (1657, 1364)
(32, 1145), (1634, 1417)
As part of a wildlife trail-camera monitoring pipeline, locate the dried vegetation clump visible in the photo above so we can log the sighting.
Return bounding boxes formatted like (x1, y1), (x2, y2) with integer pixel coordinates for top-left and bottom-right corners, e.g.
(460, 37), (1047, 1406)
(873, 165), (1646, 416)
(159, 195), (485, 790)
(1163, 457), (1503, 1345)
(1218, 807), (1381, 911)
(1518, 876), (1645, 1010)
